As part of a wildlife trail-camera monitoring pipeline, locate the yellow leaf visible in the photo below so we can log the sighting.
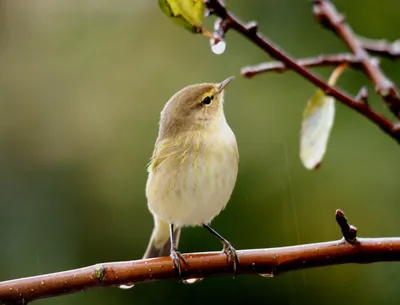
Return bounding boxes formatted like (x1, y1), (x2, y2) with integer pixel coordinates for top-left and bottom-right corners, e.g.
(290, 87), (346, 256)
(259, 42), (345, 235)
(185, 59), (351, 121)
(158, 0), (206, 34)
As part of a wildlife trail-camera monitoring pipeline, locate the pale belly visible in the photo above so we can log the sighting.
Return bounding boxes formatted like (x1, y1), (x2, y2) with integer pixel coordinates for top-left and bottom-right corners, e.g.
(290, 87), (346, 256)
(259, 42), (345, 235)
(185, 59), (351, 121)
(146, 130), (238, 227)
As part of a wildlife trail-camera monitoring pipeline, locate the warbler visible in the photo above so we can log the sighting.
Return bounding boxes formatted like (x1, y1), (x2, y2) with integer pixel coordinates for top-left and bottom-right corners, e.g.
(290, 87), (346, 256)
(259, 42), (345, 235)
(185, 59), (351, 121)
(143, 76), (239, 275)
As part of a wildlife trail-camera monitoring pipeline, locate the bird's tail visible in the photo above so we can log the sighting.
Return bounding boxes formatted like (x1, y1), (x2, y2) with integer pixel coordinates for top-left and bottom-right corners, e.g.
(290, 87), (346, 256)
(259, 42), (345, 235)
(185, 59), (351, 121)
(143, 217), (181, 259)
(119, 217), (180, 289)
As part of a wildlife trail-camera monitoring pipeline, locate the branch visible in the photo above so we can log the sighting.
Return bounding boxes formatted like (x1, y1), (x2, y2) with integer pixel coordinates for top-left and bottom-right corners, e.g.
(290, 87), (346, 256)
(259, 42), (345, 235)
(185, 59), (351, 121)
(313, 0), (400, 119)
(1, 210), (400, 304)
(359, 37), (400, 60)
(205, 0), (400, 144)
(241, 53), (366, 77)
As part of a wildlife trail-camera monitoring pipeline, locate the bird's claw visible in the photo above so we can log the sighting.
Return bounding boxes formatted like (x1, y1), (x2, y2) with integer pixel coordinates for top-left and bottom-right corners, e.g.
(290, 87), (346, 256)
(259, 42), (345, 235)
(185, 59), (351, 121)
(170, 248), (188, 278)
(222, 241), (240, 274)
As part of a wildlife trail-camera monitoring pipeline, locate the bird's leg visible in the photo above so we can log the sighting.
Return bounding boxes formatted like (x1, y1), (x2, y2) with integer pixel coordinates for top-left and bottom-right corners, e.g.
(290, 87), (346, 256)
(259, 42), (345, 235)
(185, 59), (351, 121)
(169, 223), (188, 278)
(203, 223), (240, 274)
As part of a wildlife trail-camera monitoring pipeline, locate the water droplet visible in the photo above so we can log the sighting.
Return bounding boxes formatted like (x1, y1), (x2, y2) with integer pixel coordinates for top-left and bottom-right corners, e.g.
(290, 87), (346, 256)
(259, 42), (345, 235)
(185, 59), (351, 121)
(210, 39), (226, 55)
(148, 268), (152, 272)
(41, 281), (45, 285)
(259, 273), (275, 278)
(182, 277), (204, 284)
(119, 284), (135, 289)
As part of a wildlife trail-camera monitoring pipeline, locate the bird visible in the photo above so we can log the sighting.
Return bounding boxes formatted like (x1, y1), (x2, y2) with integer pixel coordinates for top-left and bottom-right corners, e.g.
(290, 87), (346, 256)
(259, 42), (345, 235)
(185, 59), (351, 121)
(143, 76), (239, 276)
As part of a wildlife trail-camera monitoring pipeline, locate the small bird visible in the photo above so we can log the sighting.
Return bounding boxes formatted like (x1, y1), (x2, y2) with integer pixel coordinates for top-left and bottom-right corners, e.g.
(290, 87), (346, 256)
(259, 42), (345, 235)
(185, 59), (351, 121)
(143, 76), (239, 276)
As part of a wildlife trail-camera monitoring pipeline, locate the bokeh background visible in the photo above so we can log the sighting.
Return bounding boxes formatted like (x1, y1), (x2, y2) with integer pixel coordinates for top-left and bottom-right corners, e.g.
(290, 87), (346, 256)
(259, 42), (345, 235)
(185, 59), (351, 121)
(1, 0), (400, 304)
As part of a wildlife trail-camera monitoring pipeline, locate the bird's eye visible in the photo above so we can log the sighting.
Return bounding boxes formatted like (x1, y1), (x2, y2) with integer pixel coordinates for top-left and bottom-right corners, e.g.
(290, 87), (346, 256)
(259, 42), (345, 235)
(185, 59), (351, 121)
(202, 96), (212, 105)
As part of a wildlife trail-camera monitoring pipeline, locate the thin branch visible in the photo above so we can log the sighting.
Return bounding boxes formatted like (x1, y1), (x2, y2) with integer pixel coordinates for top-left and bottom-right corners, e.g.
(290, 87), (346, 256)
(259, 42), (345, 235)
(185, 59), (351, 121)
(359, 37), (400, 60)
(241, 53), (366, 77)
(205, 0), (400, 144)
(313, 0), (400, 119)
(1, 210), (400, 304)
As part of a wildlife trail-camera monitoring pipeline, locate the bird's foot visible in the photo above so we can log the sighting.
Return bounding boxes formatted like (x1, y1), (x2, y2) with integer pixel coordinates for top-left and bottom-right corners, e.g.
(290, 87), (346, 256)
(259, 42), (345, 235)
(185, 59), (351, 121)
(170, 248), (188, 279)
(222, 241), (240, 274)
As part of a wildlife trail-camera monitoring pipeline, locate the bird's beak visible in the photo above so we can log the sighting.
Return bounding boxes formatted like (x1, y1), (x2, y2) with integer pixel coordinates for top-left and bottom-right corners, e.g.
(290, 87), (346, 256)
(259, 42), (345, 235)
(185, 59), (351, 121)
(217, 76), (235, 93)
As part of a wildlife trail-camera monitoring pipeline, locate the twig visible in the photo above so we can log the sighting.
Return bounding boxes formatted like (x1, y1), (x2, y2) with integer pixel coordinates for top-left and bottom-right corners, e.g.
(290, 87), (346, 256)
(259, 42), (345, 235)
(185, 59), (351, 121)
(313, 0), (400, 119)
(241, 53), (366, 77)
(0, 210), (400, 304)
(205, 0), (400, 144)
(355, 86), (369, 105)
(359, 37), (400, 60)
(335, 209), (357, 244)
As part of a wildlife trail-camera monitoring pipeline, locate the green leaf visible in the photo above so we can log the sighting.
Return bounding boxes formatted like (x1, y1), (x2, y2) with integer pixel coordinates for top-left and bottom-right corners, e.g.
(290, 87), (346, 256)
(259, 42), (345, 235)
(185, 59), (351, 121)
(158, 0), (206, 34)
(300, 89), (335, 170)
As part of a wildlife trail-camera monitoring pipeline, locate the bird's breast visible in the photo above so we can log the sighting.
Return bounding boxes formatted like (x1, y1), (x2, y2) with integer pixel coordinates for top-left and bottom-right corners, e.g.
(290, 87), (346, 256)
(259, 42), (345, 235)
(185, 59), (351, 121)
(146, 124), (238, 226)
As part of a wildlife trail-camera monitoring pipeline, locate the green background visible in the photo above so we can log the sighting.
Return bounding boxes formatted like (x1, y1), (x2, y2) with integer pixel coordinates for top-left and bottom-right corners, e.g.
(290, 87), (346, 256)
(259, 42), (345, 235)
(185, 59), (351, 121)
(1, 0), (400, 304)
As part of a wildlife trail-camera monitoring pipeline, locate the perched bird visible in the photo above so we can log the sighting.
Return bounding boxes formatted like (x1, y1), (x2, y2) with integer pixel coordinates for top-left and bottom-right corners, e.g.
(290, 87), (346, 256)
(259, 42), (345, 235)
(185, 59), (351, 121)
(143, 76), (239, 276)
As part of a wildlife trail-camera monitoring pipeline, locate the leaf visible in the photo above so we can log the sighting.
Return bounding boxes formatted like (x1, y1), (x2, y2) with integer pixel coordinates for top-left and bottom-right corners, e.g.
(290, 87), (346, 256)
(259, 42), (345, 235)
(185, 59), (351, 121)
(158, 0), (207, 34)
(300, 64), (347, 170)
(300, 89), (335, 170)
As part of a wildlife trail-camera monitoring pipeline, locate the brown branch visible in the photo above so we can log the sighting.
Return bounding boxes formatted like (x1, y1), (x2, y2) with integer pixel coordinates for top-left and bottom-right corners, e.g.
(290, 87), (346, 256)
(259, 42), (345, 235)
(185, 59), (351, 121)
(0, 210), (400, 304)
(359, 37), (400, 60)
(205, 0), (400, 144)
(313, 0), (400, 119)
(241, 53), (366, 77)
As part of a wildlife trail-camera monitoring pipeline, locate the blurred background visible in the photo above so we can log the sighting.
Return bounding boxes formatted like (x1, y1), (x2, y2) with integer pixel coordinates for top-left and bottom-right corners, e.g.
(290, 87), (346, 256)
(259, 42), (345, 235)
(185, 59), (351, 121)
(1, 0), (400, 304)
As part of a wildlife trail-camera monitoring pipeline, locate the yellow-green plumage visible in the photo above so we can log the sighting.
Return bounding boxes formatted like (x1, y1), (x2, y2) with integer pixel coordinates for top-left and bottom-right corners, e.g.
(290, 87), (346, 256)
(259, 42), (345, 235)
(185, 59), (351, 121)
(143, 78), (238, 260)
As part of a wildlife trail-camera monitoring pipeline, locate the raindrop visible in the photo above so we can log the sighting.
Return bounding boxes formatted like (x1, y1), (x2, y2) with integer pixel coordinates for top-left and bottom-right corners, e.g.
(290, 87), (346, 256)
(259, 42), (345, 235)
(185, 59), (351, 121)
(259, 272), (275, 278)
(182, 277), (204, 284)
(119, 284), (135, 289)
(210, 39), (226, 55)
